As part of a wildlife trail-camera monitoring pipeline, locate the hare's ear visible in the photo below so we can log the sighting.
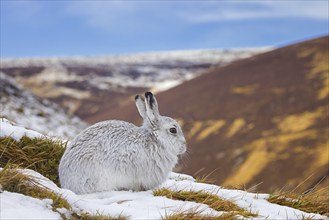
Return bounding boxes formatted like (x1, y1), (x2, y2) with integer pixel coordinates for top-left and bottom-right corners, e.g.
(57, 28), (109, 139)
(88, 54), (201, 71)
(135, 95), (147, 120)
(144, 91), (160, 125)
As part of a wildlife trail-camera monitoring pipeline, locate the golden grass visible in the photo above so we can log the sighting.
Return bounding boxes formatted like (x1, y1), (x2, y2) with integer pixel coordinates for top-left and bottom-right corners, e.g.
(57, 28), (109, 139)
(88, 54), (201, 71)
(194, 169), (219, 184)
(273, 107), (326, 133)
(268, 187), (329, 217)
(195, 174), (216, 184)
(196, 120), (226, 141)
(187, 121), (203, 139)
(0, 136), (66, 186)
(225, 118), (246, 138)
(223, 144), (272, 187)
(230, 84), (259, 95)
(153, 188), (257, 218)
(187, 120), (227, 141)
(223, 128), (326, 188)
(163, 210), (237, 220)
(299, 44), (329, 100)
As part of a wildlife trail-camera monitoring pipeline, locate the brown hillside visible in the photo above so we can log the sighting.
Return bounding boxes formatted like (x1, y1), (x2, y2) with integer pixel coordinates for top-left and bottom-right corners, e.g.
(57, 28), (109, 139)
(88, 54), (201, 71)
(108, 36), (329, 192)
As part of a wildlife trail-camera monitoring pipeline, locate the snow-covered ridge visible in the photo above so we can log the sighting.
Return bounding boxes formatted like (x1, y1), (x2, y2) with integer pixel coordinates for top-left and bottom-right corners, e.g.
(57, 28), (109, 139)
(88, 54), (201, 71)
(0, 48), (272, 93)
(1, 48), (272, 67)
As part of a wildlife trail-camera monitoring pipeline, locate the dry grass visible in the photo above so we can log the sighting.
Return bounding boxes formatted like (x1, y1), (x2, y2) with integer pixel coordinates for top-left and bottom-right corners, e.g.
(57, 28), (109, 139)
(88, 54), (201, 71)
(194, 169), (218, 184)
(163, 210), (237, 220)
(0, 167), (71, 217)
(268, 187), (329, 217)
(0, 167), (127, 220)
(0, 136), (66, 186)
(194, 174), (216, 184)
(153, 188), (257, 218)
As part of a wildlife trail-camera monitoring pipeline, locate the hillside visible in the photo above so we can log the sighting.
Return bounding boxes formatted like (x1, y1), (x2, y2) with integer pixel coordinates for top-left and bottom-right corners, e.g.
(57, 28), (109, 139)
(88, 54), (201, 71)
(0, 48), (269, 123)
(109, 36), (329, 192)
(0, 119), (328, 220)
(0, 74), (87, 139)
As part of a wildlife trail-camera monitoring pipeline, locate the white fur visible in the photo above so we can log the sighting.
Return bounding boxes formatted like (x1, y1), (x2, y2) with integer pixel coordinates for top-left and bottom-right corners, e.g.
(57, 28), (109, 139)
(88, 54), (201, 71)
(59, 92), (186, 194)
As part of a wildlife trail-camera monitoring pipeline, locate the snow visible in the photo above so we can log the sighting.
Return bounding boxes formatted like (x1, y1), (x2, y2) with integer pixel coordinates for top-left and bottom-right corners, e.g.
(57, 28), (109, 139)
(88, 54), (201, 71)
(2, 168), (326, 220)
(160, 179), (326, 220)
(151, 80), (183, 93)
(0, 120), (327, 220)
(1, 48), (272, 68)
(0, 191), (61, 220)
(0, 118), (44, 141)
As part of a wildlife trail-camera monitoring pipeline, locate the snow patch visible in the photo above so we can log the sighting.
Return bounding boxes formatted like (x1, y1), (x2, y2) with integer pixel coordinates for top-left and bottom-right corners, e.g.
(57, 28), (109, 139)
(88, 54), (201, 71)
(0, 118), (44, 141)
(0, 191), (61, 220)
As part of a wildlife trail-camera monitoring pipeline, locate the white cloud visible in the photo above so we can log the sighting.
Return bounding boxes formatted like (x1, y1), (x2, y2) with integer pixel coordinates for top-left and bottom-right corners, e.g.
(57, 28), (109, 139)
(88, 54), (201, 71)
(66, 1), (168, 32)
(179, 1), (329, 23)
(259, 1), (328, 20)
(64, 1), (328, 33)
(66, 2), (135, 29)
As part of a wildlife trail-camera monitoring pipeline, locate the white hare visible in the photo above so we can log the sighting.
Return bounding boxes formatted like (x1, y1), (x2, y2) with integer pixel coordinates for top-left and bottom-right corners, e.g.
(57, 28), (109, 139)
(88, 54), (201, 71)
(59, 92), (187, 194)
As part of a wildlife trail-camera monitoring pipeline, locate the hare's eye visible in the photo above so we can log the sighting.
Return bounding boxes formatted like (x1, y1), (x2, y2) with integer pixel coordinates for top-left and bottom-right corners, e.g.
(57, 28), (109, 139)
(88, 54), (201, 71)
(169, 127), (177, 134)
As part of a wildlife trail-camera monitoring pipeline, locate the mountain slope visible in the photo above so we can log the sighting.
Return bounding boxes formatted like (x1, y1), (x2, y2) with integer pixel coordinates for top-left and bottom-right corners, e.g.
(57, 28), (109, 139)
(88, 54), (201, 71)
(0, 74), (87, 139)
(0, 49), (269, 123)
(109, 36), (329, 192)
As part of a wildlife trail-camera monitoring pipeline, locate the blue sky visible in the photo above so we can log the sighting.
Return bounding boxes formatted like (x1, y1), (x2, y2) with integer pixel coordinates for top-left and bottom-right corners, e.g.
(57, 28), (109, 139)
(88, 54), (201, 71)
(1, 1), (328, 58)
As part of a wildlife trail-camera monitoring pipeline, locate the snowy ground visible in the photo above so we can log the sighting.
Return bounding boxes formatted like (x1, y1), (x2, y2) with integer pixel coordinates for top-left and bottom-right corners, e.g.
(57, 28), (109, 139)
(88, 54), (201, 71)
(0, 119), (327, 220)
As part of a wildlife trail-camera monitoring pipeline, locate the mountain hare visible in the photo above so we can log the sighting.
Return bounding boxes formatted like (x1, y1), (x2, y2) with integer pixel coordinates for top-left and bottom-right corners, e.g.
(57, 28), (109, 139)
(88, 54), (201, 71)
(59, 92), (187, 194)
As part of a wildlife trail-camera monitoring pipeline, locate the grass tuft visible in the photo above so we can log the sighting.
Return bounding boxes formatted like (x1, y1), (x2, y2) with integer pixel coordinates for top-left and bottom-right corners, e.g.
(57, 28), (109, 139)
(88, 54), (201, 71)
(0, 168), (127, 220)
(195, 174), (216, 184)
(153, 188), (257, 218)
(268, 188), (329, 217)
(163, 210), (237, 220)
(0, 168), (71, 217)
(0, 136), (66, 186)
